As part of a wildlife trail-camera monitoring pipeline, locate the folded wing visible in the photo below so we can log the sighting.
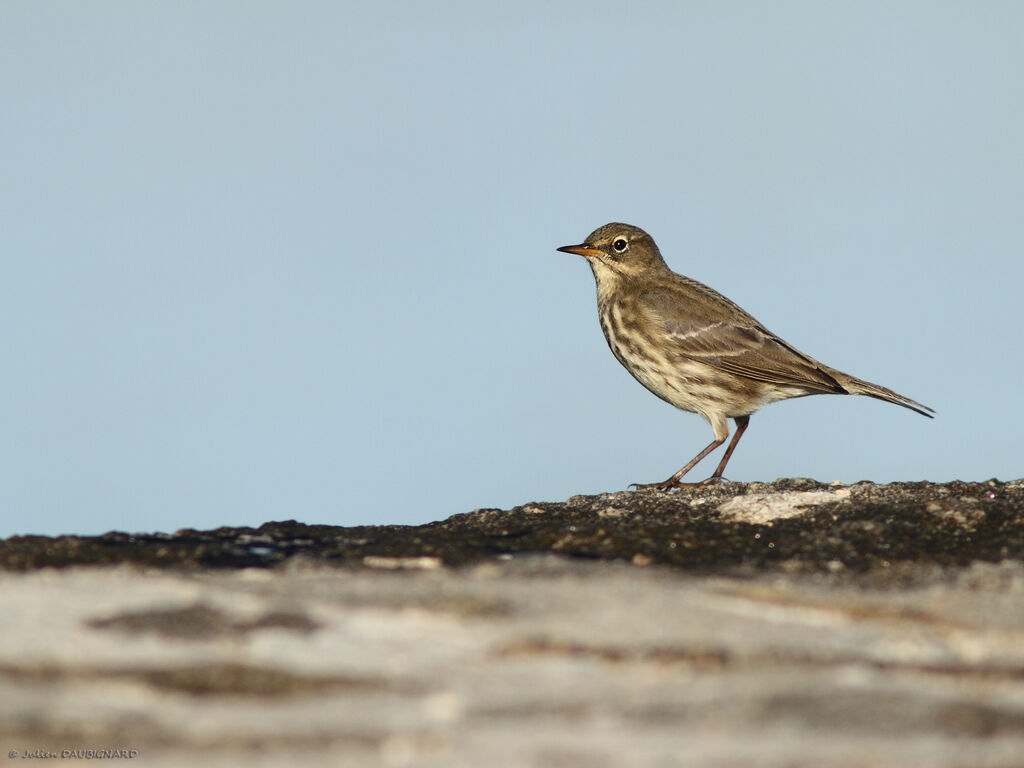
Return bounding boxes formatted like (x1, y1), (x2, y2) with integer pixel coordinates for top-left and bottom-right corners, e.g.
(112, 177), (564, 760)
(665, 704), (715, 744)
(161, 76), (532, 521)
(639, 290), (846, 395)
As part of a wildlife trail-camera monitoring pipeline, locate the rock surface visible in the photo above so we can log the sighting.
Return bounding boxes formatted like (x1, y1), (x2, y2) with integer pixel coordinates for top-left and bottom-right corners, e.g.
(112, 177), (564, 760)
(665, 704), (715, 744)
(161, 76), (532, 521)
(1, 479), (1023, 767)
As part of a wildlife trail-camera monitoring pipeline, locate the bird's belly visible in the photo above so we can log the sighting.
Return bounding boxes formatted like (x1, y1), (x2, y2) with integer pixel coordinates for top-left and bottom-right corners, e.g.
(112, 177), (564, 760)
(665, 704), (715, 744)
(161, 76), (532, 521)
(599, 303), (785, 419)
(604, 329), (795, 418)
(604, 334), (707, 410)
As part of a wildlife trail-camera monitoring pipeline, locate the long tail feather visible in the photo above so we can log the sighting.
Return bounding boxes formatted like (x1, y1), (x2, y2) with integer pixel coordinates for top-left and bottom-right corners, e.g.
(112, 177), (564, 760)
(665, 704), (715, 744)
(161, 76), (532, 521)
(838, 375), (935, 418)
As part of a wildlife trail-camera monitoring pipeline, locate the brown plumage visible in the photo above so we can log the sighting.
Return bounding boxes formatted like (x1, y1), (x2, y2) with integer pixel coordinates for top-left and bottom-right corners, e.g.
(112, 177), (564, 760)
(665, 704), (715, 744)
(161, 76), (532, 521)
(558, 222), (934, 489)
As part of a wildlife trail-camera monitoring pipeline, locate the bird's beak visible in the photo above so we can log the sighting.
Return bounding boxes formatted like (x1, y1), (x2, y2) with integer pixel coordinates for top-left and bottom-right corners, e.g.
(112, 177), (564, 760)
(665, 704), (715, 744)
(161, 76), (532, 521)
(557, 243), (603, 258)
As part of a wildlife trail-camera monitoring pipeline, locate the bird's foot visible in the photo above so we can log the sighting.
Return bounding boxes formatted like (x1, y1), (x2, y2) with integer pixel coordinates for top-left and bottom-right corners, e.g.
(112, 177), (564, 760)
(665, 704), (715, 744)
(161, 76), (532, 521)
(631, 476), (723, 492)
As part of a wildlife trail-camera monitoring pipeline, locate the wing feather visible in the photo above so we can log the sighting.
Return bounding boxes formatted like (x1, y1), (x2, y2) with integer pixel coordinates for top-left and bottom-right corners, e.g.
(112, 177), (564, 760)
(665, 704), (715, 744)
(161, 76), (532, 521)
(638, 290), (845, 394)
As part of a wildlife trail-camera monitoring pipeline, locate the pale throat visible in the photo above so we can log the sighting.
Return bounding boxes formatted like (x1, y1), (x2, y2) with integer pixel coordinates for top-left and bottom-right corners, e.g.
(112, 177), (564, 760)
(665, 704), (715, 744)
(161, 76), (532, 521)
(588, 258), (625, 304)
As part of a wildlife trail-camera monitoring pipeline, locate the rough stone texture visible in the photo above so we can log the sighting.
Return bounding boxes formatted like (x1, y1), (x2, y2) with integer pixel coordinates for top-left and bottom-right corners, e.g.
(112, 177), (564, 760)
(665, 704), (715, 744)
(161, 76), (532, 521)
(1, 479), (1023, 767)
(3, 479), (1022, 574)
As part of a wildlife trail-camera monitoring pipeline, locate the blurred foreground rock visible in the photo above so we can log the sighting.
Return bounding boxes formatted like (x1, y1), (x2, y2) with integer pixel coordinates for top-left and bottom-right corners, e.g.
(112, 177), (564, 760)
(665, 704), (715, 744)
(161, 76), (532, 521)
(1, 479), (1023, 767)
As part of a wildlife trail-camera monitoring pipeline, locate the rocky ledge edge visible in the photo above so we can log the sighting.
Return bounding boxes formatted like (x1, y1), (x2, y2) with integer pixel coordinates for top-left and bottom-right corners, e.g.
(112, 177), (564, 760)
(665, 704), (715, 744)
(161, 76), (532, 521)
(2, 478), (1022, 575)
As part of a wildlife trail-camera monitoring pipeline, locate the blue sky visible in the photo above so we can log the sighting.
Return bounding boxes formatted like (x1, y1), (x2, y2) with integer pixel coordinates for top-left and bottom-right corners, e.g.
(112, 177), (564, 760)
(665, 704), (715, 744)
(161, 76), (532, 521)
(2, 2), (1021, 537)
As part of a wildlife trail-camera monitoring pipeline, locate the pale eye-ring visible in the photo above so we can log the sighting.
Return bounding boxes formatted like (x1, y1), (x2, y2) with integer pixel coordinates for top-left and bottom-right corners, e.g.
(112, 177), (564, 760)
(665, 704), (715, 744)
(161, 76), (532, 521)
(612, 237), (628, 253)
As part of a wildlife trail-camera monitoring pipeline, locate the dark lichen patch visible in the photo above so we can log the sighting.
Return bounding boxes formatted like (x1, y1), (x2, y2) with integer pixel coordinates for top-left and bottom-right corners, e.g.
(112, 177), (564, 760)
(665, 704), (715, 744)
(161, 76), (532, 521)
(1, 479), (1021, 576)
(0, 662), (400, 698)
(332, 591), (514, 618)
(493, 637), (1024, 683)
(725, 690), (1024, 738)
(85, 604), (319, 640)
(136, 664), (387, 697)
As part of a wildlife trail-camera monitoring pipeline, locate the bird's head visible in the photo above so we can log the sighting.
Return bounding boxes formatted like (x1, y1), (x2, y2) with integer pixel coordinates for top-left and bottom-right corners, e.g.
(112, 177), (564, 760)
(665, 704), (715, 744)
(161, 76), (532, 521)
(557, 223), (669, 282)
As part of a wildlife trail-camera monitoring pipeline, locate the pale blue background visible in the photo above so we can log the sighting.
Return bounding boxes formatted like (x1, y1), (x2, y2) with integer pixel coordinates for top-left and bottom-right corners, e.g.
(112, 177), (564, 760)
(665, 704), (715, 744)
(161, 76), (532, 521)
(2, 2), (1021, 537)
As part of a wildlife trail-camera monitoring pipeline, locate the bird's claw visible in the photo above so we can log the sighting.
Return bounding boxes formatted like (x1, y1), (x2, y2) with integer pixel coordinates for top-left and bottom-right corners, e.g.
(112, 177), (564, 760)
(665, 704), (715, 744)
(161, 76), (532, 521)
(631, 476), (724, 492)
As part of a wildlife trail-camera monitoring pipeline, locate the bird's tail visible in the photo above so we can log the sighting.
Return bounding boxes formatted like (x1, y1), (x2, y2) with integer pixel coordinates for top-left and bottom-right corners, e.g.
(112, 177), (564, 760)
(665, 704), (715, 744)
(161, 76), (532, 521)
(831, 372), (935, 418)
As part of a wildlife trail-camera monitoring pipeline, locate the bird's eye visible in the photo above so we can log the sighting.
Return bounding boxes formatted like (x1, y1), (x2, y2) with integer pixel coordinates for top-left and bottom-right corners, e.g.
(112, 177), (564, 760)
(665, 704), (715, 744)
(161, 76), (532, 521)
(612, 237), (628, 253)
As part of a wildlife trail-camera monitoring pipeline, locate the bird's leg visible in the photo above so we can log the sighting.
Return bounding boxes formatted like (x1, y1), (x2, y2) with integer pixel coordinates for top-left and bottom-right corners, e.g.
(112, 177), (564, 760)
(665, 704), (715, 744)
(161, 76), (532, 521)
(632, 436), (726, 491)
(706, 414), (750, 482)
(633, 415), (751, 491)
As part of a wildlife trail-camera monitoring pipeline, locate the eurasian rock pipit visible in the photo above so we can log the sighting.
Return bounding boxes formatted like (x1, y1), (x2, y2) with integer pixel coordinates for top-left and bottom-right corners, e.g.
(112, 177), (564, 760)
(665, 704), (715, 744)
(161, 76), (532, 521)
(558, 223), (934, 490)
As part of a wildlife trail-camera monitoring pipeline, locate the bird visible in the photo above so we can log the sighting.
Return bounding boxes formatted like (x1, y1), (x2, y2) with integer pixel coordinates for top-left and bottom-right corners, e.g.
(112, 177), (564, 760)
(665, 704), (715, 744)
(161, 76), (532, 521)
(557, 223), (934, 490)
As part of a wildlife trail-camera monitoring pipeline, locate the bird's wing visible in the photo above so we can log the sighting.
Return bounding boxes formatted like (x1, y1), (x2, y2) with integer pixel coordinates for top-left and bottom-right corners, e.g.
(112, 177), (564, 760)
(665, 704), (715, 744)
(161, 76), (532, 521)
(638, 290), (846, 394)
